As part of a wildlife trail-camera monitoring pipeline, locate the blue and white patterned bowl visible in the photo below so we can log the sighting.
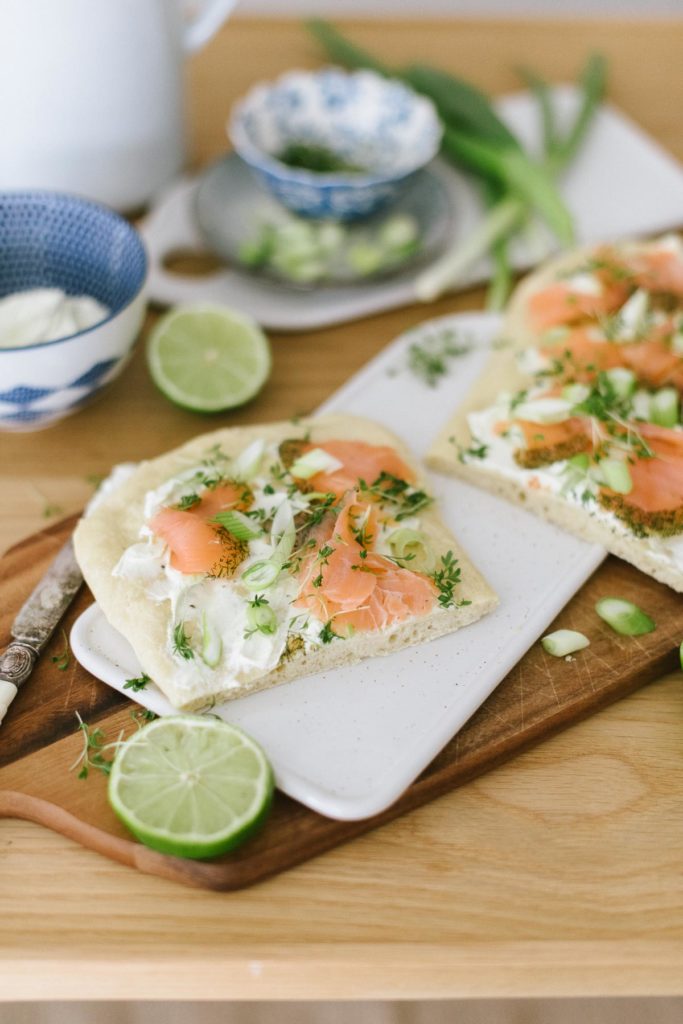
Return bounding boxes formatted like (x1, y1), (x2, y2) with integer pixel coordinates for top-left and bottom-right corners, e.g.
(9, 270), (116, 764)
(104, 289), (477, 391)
(228, 67), (443, 221)
(0, 191), (147, 432)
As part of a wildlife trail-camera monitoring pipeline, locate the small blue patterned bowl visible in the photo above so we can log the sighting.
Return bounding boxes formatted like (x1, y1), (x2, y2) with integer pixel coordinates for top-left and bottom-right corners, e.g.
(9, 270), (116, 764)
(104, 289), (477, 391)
(228, 67), (442, 221)
(0, 191), (147, 432)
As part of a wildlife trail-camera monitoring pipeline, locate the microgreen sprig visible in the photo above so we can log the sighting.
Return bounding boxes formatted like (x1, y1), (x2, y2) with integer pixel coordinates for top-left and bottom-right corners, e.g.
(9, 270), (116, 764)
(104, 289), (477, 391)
(123, 673), (152, 692)
(172, 623), (194, 660)
(431, 551), (469, 609)
(51, 629), (71, 672)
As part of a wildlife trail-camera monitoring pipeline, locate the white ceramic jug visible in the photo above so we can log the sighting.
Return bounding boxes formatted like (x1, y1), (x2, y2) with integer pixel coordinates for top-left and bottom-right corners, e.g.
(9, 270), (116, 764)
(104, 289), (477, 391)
(0, 0), (236, 210)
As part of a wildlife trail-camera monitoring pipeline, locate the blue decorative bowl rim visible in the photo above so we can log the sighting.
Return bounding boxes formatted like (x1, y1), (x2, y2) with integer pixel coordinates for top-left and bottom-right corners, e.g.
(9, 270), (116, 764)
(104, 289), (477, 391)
(0, 189), (148, 355)
(228, 66), (443, 188)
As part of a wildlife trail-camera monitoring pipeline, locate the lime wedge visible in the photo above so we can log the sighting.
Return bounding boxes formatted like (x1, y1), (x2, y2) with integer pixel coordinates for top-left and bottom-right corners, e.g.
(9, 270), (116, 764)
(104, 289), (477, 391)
(147, 305), (271, 412)
(108, 716), (274, 859)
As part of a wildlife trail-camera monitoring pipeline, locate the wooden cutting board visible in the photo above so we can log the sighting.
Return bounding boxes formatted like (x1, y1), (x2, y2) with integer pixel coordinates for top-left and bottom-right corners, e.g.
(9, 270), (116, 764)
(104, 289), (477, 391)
(0, 514), (680, 891)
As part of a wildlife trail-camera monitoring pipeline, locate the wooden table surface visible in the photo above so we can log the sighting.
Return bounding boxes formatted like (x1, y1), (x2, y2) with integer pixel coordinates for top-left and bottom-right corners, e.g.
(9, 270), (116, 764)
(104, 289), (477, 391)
(2, 17), (683, 1002)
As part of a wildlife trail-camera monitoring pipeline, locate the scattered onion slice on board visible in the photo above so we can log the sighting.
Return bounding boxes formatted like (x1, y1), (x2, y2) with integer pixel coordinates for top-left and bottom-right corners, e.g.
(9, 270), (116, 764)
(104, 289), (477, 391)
(595, 597), (656, 636)
(541, 629), (590, 657)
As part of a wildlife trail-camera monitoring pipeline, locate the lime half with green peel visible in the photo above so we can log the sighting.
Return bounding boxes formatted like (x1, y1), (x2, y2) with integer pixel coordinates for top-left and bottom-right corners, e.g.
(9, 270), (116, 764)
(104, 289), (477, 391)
(147, 305), (271, 412)
(108, 715), (274, 859)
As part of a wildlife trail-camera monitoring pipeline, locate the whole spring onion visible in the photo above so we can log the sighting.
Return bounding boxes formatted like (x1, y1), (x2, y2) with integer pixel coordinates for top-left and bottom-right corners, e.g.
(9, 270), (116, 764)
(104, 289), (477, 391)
(595, 597), (656, 637)
(541, 629), (590, 657)
(307, 19), (607, 307)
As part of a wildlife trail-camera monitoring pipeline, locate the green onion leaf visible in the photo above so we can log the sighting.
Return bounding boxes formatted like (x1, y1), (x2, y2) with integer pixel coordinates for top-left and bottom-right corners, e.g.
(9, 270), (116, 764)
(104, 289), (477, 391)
(595, 597), (656, 636)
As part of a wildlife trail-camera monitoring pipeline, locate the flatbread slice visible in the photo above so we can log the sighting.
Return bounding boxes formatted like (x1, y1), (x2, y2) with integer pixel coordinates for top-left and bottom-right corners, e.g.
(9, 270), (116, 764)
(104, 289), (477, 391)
(427, 237), (683, 593)
(74, 413), (497, 711)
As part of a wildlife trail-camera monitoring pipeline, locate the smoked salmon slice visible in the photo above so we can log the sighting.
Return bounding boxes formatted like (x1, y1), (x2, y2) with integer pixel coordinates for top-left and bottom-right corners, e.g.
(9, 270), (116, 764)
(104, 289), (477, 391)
(598, 423), (683, 534)
(616, 246), (683, 297)
(295, 495), (436, 632)
(513, 416), (591, 469)
(149, 481), (250, 575)
(288, 439), (416, 499)
(541, 324), (683, 394)
(527, 276), (629, 332)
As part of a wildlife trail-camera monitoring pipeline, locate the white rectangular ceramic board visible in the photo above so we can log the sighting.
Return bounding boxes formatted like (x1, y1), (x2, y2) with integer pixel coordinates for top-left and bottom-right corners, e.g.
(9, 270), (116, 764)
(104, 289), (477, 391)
(71, 311), (606, 820)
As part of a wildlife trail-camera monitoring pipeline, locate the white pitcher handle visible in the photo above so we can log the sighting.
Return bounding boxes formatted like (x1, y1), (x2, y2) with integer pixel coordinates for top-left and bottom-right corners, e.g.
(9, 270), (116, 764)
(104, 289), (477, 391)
(182, 0), (237, 54)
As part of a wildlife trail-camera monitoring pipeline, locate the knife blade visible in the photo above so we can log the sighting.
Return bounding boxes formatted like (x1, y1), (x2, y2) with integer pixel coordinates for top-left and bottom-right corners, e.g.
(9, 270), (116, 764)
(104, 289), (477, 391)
(0, 535), (83, 726)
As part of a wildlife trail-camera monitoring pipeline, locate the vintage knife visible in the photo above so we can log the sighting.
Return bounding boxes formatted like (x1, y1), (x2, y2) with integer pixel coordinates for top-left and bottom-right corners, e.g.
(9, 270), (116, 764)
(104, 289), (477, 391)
(0, 536), (83, 725)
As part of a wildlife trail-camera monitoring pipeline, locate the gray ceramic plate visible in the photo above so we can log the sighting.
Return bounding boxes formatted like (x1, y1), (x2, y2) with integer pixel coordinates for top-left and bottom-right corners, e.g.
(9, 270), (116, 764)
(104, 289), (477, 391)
(193, 153), (454, 288)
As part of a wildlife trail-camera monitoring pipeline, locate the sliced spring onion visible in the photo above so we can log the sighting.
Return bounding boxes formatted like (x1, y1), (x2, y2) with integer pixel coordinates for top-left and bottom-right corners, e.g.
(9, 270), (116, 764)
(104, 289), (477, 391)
(560, 452), (592, 495)
(541, 629), (590, 657)
(631, 389), (652, 421)
(241, 560), (281, 591)
(387, 528), (437, 574)
(516, 346), (549, 376)
(378, 214), (419, 251)
(270, 500), (296, 562)
(289, 447), (343, 480)
(650, 387), (680, 428)
(561, 382), (591, 405)
(317, 221), (346, 253)
(200, 613), (222, 668)
(612, 288), (649, 341)
(541, 325), (571, 347)
(271, 253), (325, 284)
(604, 367), (636, 400)
(598, 459), (633, 495)
(512, 397), (572, 424)
(237, 226), (275, 267)
(346, 242), (384, 275)
(246, 600), (277, 637)
(672, 328), (683, 356)
(212, 509), (263, 541)
(595, 597), (656, 636)
(680, 640), (683, 671)
(232, 439), (265, 481)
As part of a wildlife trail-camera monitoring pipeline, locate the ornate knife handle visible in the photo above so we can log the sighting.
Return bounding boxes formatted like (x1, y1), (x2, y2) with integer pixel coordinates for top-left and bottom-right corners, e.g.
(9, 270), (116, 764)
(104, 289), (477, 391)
(0, 641), (38, 724)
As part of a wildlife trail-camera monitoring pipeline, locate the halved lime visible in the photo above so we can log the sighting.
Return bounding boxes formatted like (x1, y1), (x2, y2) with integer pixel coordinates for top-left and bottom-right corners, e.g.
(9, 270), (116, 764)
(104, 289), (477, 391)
(147, 305), (271, 412)
(108, 716), (274, 859)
